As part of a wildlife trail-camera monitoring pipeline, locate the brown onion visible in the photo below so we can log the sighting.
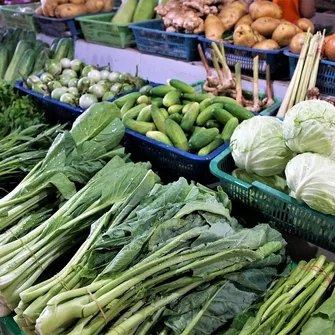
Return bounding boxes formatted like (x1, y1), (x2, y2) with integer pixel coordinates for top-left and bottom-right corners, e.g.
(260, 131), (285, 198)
(289, 32), (307, 54)
(324, 36), (335, 61)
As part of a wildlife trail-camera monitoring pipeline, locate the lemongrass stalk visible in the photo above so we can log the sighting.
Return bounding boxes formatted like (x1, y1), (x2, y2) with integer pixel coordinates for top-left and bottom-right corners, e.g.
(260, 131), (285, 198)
(106, 282), (203, 335)
(235, 63), (243, 106)
(253, 56), (259, 103)
(296, 33), (319, 103)
(277, 268), (335, 335)
(197, 44), (214, 77)
(219, 41), (232, 80)
(134, 307), (164, 335)
(211, 50), (225, 85)
(265, 65), (274, 107)
(277, 33), (311, 117)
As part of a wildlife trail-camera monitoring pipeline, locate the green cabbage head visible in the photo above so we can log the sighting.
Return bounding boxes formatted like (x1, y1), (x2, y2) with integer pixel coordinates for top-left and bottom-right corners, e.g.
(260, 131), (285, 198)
(286, 152), (335, 215)
(230, 116), (293, 176)
(283, 100), (335, 157)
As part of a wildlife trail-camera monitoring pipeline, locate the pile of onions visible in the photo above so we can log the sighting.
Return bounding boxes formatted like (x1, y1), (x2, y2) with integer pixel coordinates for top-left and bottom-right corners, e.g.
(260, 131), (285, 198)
(324, 34), (335, 61)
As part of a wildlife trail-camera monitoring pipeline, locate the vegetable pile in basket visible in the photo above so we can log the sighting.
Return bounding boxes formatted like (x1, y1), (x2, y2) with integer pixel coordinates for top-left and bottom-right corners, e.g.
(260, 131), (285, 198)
(25, 59), (148, 109)
(229, 99), (335, 216)
(0, 81), (63, 190)
(114, 79), (255, 155)
(0, 29), (74, 83)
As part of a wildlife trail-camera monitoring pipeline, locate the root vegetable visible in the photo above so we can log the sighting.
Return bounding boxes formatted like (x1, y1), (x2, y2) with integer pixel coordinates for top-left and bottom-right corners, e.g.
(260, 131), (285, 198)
(235, 14), (252, 28)
(253, 39), (280, 50)
(102, 0), (113, 11)
(233, 24), (256, 47)
(55, 3), (87, 17)
(249, 1), (282, 20)
(253, 30), (266, 43)
(324, 35), (335, 61)
(251, 17), (280, 37)
(219, 3), (246, 30)
(85, 0), (104, 13)
(205, 15), (224, 41)
(41, 0), (58, 17)
(272, 22), (296, 47)
(289, 32), (307, 54)
(230, 1), (247, 12)
(69, 0), (85, 4)
(296, 18), (315, 34)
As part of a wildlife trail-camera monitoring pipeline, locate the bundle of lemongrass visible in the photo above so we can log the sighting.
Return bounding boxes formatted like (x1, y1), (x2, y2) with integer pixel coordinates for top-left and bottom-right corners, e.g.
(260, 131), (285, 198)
(277, 31), (325, 117)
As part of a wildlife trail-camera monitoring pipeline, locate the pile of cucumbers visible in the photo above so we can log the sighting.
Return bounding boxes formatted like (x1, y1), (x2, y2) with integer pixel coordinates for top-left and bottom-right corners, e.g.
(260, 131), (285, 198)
(0, 28), (74, 83)
(113, 79), (255, 156)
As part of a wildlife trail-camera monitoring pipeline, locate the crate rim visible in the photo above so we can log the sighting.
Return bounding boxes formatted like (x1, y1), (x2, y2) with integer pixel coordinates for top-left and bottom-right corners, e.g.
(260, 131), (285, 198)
(34, 11), (114, 22)
(198, 35), (288, 55)
(129, 19), (200, 39)
(210, 147), (335, 221)
(75, 12), (128, 27)
(284, 49), (335, 66)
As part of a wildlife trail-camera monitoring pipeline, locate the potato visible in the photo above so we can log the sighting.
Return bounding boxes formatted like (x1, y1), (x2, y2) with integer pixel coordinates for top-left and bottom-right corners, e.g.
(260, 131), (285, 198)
(253, 39), (280, 50)
(219, 6), (245, 30)
(253, 30), (266, 43)
(251, 17), (280, 37)
(205, 15), (224, 41)
(70, 0), (84, 4)
(35, 5), (44, 15)
(55, 3), (87, 17)
(272, 22), (297, 47)
(85, 0), (104, 13)
(41, 0), (58, 17)
(235, 14), (253, 29)
(296, 18), (315, 34)
(102, 0), (113, 12)
(230, 1), (247, 12)
(249, 1), (282, 20)
(233, 24), (256, 47)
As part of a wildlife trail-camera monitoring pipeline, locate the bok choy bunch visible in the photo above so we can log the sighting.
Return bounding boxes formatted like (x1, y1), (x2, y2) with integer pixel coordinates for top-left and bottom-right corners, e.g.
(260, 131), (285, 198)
(31, 181), (287, 335)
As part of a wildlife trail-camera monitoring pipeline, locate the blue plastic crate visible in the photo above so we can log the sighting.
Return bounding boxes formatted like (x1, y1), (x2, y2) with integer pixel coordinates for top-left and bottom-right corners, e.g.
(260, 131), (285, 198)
(198, 36), (289, 79)
(0, 316), (24, 335)
(285, 49), (335, 96)
(130, 19), (200, 62)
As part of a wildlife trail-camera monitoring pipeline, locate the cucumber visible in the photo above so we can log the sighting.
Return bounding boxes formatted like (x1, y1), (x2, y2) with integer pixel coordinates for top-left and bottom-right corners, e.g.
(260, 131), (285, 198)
(5, 41), (16, 60)
(51, 38), (60, 49)
(111, 0), (138, 25)
(114, 92), (142, 108)
(167, 79), (195, 94)
(26, 31), (36, 42)
(0, 48), (9, 80)
(182, 93), (213, 102)
(32, 48), (50, 74)
(221, 117), (239, 141)
(151, 104), (167, 134)
(34, 40), (45, 51)
(137, 105), (152, 122)
(67, 39), (75, 60)
(180, 102), (200, 132)
(168, 104), (183, 114)
(124, 119), (156, 135)
(137, 95), (150, 104)
(182, 100), (192, 105)
(122, 103), (147, 120)
(198, 137), (224, 156)
(189, 128), (219, 150)
(224, 103), (254, 121)
(199, 98), (212, 112)
(196, 103), (224, 126)
(182, 102), (194, 114)
(211, 96), (239, 105)
(213, 109), (234, 125)
(159, 108), (169, 119)
(53, 38), (71, 61)
(206, 120), (220, 129)
(150, 85), (176, 97)
(165, 119), (189, 152)
(16, 48), (35, 80)
(146, 131), (173, 146)
(4, 40), (33, 82)
(169, 113), (182, 123)
(133, 0), (157, 22)
(139, 85), (152, 95)
(120, 98), (137, 117)
(151, 97), (163, 107)
(163, 90), (181, 107)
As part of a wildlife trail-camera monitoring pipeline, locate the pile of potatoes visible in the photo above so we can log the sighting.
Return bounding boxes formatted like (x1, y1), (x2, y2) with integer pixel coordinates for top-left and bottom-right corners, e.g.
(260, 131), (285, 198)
(205, 0), (315, 50)
(35, 0), (113, 18)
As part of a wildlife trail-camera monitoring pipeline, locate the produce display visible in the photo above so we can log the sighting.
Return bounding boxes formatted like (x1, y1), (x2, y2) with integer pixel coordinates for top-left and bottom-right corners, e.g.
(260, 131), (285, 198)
(0, 29), (74, 83)
(25, 60), (148, 109)
(113, 78), (254, 155)
(155, 0), (314, 50)
(229, 99), (335, 216)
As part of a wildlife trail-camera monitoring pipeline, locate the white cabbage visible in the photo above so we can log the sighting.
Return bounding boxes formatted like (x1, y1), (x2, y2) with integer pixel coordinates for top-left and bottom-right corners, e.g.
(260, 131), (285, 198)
(230, 116), (293, 176)
(283, 100), (335, 157)
(285, 153), (335, 215)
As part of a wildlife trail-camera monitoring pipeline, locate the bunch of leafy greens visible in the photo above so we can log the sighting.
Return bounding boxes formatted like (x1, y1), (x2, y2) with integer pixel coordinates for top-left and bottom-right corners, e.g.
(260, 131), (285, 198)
(0, 101), (131, 315)
(225, 257), (334, 335)
(31, 181), (287, 335)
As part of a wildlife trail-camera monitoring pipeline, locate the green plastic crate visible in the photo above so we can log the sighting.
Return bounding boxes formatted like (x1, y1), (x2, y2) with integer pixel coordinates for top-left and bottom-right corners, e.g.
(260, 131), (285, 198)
(210, 147), (335, 252)
(0, 316), (24, 335)
(191, 80), (281, 116)
(0, 3), (40, 32)
(76, 13), (135, 49)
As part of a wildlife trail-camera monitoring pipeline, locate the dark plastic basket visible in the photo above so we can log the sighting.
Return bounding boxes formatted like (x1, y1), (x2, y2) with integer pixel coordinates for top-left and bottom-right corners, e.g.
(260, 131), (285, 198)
(34, 13), (86, 38)
(0, 316), (24, 335)
(1, 3), (40, 32)
(76, 12), (135, 49)
(198, 36), (289, 80)
(285, 49), (335, 96)
(191, 80), (281, 116)
(210, 147), (335, 251)
(130, 19), (200, 62)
